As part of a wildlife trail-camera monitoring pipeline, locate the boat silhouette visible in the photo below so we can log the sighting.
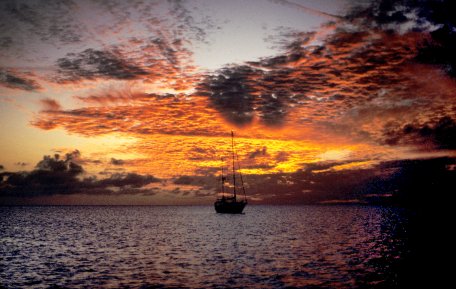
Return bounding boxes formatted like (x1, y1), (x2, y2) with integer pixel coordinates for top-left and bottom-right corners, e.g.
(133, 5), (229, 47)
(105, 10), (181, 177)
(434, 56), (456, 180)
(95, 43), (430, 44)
(214, 131), (247, 214)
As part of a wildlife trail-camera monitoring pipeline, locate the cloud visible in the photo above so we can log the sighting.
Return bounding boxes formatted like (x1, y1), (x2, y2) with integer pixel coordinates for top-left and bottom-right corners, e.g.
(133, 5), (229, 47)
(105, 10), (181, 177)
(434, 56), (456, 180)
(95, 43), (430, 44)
(0, 0), (214, 52)
(191, 0), (456, 153)
(0, 151), (160, 198)
(170, 156), (455, 206)
(416, 23), (456, 78)
(167, 0), (216, 43)
(0, 0), (82, 46)
(74, 86), (138, 105)
(194, 19), (426, 127)
(347, 0), (456, 77)
(20, 0), (456, 179)
(0, 0), (220, 77)
(382, 116), (456, 150)
(56, 49), (148, 82)
(196, 65), (261, 125)
(275, 151), (289, 162)
(51, 36), (198, 89)
(173, 175), (216, 191)
(0, 69), (41, 91)
(249, 147), (268, 159)
(110, 158), (125, 166)
(40, 98), (62, 111)
(123, 36), (199, 90)
(31, 93), (227, 137)
(97, 172), (159, 189)
(0, 1), (205, 91)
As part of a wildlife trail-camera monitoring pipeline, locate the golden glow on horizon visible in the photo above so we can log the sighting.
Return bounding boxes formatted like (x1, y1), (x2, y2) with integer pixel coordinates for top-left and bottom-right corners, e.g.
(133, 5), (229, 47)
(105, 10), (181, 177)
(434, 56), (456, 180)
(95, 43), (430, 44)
(94, 132), (389, 178)
(313, 160), (376, 173)
(27, 90), (395, 178)
(2, 80), (422, 182)
(318, 149), (351, 161)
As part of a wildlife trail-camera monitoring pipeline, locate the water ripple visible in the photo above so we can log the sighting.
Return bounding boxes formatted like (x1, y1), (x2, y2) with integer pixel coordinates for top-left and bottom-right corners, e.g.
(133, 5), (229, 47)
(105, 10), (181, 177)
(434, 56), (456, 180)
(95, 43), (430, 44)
(0, 205), (411, 288)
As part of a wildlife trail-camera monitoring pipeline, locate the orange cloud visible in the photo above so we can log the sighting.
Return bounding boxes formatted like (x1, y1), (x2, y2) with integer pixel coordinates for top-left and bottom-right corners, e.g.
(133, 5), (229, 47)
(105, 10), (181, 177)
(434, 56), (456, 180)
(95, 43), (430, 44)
(28, 2), (456, 183)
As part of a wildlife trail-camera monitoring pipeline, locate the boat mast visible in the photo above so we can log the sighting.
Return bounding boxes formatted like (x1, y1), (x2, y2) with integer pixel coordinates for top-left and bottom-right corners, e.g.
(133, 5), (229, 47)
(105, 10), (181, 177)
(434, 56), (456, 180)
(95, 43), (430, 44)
(231, 131), (236, 200)
(220, 157), (225, 198)
(235, 150), (247, 201)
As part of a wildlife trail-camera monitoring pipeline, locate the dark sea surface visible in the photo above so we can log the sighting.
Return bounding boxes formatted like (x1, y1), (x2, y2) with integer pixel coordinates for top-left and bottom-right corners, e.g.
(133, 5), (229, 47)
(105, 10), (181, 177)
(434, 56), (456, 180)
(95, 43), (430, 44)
(1, 205), (418, 288)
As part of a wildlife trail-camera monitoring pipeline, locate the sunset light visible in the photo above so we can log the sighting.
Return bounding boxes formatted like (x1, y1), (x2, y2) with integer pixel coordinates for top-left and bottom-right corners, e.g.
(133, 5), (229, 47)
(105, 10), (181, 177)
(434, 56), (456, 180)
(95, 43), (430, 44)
(1, 1), (454, 287)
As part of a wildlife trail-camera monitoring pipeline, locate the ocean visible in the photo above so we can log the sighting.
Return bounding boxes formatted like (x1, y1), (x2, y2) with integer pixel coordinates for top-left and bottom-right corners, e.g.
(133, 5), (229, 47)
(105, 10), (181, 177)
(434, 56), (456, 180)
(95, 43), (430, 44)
(0, 205), (418, 288)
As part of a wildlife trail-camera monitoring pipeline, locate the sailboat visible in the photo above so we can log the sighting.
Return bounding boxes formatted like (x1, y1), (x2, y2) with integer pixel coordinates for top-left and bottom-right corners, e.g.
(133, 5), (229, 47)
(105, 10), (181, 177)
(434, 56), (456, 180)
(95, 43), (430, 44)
(214, 131), (247, 214)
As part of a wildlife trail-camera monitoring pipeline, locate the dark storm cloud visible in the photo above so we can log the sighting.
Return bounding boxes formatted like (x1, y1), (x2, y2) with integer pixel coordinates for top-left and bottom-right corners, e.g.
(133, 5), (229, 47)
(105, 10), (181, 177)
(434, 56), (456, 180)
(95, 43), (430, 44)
(382, 116), (456, 150)
(416, 23), (456, 78)
(195, 27), (414, 126)
(56, 49), (148, 82)
(0, 69), (41, 91)
(196, 65), (260, 125)
(0, 151), (160, 198)
(196, 62), (303, 126)
(194, 32), (324, 126)
(347, 0), (456, 78)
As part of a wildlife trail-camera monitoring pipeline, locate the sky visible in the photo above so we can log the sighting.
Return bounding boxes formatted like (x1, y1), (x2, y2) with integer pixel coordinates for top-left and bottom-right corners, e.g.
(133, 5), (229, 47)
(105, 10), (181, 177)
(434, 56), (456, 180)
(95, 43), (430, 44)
(1, 0), (455, 205)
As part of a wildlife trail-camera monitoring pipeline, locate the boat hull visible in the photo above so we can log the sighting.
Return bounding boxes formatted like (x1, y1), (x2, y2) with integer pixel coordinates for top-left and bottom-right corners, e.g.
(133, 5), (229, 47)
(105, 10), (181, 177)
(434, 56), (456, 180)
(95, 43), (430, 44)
(214, 199), (247, 214)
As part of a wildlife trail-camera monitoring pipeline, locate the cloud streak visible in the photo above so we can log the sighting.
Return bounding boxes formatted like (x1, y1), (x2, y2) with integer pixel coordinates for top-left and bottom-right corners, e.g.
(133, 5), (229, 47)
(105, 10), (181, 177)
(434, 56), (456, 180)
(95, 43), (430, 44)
(56, 49), (148, 82)
(0, 69), (41, 91)
(271, 0), (342, 20)
(31, 93), (227, 137)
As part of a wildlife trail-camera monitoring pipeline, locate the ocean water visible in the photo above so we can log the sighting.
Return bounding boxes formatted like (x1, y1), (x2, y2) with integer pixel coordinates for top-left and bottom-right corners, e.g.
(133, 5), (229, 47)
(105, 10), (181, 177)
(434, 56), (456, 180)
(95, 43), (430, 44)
(0, 205), (416, 288)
